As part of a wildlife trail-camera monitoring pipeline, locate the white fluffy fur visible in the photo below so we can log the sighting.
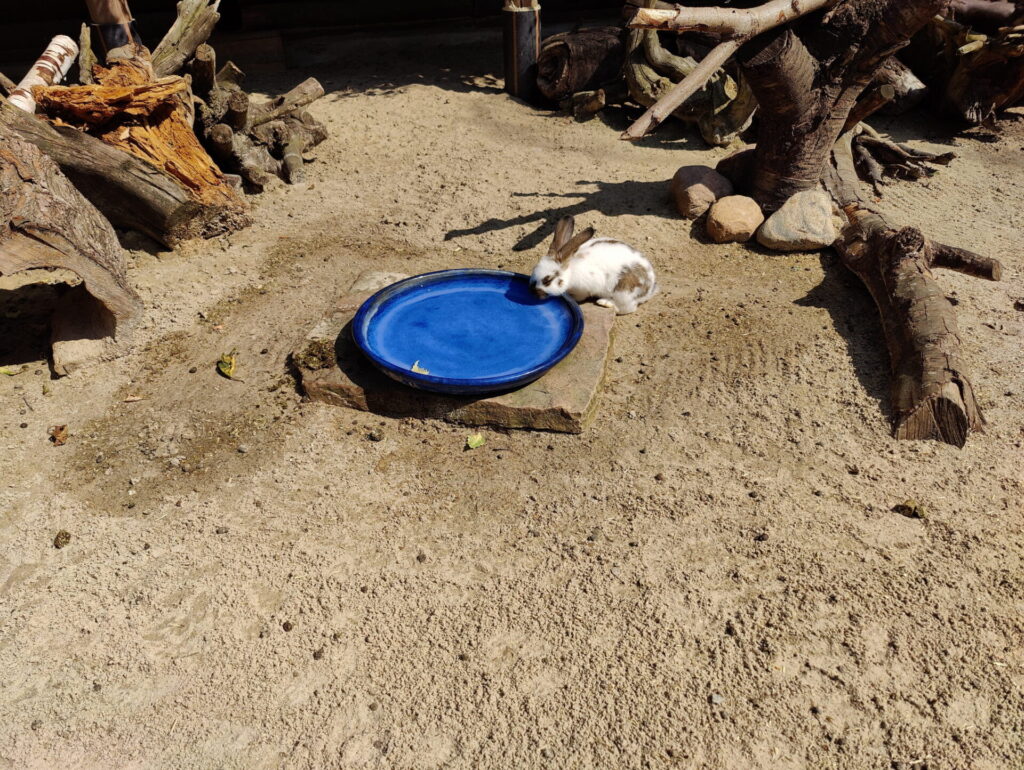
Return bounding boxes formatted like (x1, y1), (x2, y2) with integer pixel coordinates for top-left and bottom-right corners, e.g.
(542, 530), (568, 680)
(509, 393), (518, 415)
(531, 237), (657, 315)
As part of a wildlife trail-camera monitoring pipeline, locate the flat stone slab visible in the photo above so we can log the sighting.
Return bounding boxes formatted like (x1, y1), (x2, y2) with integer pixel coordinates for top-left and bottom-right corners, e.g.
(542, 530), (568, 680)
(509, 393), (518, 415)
(294, 293), (616, 433)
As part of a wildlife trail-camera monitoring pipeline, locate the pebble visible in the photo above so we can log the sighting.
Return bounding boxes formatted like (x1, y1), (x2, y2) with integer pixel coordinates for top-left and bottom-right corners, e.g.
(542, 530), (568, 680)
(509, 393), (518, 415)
(709, 693), (725, 706)
(670, 165), (733, 219)
(282, 621), (293, 632)
(757, 189), (838, 251)
(540, 748), (555, 760)
(368, 429), (383, 442)
(706, 196), (764, 243)
(237, 444), (250, 454)
(215, 526), (229, 535)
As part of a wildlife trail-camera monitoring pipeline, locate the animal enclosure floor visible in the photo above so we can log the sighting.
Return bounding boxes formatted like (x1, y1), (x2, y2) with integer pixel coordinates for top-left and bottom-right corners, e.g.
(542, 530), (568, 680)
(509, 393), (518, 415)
(1, 23), (1023, 770)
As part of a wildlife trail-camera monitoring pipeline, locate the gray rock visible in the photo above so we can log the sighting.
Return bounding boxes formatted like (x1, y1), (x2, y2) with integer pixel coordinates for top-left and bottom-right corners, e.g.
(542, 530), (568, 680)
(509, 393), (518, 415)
(706, 196), (764, 244)
(756, 189), (838, 251)
(349, 271), (410, 293)
(670, 165), (733, 219)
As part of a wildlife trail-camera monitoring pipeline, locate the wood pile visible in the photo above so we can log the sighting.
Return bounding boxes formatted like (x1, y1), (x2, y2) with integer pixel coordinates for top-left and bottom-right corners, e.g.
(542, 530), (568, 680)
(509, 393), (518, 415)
(0, 0), (328, 373)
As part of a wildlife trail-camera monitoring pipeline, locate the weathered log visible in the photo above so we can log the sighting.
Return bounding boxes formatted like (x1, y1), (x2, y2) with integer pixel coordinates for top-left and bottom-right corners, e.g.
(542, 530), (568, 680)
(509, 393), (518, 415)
(875, 57), (928, 114)
(79, 23), (99, 86)
(948, 0), (1019, 31)
(189, 42), (216, 100)
(843, 83), (895, 132)
(536, 26), (625, 102)
(0, 72), (16, 96)
(0, 126), (141, 375)
(1, 103), (245, 245)
(8, 36), (79, 113)
(152, 0), (222, 77)
(34, 57), (247, 218)
(250, 78), (325, 128)
(502, 0), (541, 103)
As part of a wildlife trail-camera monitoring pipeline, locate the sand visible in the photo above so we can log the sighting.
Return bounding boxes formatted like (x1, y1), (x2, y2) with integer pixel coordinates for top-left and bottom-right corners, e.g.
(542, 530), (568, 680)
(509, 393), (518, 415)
(1, 22), (1023, 770)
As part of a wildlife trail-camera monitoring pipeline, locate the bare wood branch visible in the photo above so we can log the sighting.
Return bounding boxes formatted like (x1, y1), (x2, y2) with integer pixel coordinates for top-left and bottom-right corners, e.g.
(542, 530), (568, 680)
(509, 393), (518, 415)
(628, 0), (839, 37)
(152, 0), (221, 77)
(621, 40), (739, 140)
(79, 23), (98, 85)
(249, 78), (325, 128)
(930, 242), (1003, 281)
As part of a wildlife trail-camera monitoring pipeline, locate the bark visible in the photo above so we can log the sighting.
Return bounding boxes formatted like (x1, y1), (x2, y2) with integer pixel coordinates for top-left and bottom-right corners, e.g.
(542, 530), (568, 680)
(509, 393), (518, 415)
(79, 23), (99, 86)
(875, 57), (928, 114)
(0, 126), (141, 374)
(536, 27), (626, 102)
(151, 0), (222, 77)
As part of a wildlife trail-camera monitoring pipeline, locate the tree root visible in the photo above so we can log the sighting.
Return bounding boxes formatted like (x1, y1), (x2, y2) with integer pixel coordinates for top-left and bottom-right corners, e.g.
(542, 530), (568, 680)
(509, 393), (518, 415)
(849, 124), (955, 195)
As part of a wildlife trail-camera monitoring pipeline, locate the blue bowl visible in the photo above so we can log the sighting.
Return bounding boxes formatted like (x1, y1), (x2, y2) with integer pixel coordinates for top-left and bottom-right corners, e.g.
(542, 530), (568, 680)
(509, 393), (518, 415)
(351, 269), (585, 395)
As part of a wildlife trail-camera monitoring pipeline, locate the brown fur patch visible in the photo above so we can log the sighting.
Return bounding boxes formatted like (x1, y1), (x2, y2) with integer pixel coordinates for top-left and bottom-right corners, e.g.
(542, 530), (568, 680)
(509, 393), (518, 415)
(614, 263), (650, 293)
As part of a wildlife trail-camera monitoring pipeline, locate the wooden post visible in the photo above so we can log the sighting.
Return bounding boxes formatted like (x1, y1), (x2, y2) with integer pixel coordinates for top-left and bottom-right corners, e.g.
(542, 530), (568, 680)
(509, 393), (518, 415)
(503, 0), (541, 104)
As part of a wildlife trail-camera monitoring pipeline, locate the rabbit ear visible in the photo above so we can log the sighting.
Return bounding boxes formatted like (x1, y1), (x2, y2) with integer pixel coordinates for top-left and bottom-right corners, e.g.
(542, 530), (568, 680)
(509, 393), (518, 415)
(548, 216), (576, 257)
(556, 227), (595, 262)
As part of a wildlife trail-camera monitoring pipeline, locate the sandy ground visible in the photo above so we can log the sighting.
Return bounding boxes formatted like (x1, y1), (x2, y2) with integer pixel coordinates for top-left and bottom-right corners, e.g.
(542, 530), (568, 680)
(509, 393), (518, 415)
(2, 22), (1024, 770)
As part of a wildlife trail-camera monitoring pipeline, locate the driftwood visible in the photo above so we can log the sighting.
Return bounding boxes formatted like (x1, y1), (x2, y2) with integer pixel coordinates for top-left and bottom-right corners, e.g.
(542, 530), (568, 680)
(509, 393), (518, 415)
(0, 126), (141, 374)
(151, 0), (223, 78)
(638, 0), (1003, 445)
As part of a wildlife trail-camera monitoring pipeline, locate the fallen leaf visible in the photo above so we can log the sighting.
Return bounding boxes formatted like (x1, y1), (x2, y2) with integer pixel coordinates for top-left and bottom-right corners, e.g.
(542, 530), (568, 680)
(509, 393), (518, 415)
(48, 425), (69, 446)
(124, 395), (144, 403)
(217, 350), (243, 381)
(466, 433), (486, 450)
(411, 360), (430, 375)
(0, 366), (24, 376)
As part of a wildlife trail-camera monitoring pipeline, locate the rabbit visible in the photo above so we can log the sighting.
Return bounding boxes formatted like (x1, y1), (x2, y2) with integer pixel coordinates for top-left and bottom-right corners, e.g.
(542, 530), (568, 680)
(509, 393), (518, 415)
(529, 216), (657, 315)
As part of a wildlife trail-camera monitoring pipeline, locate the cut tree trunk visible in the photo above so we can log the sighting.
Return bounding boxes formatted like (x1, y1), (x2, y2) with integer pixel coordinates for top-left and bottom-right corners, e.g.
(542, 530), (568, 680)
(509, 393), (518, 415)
(0, 126), (141, 375)
(8, 35), (79, 113)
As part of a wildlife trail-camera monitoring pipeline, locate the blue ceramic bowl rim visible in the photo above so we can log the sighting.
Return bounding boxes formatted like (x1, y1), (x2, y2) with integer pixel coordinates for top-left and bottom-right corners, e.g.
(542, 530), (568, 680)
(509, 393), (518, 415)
(351, 269), (585, 391)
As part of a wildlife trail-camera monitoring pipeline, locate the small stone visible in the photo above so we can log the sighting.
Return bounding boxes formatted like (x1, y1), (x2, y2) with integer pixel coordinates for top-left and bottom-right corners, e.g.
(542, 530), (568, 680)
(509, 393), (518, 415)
(53, 530), (71, 549)
(654, 473), (665, 482)
(757, 189), (838, 251)
(1014, 298), (1024, 312)
(350, 271), (410, 293)
(313, 647), (325, 660)
(282, 621), (293, 632)
(215, 526), (229, 535)
(540, 748), (555, 760)
(189, 366), (198, 374)
(368, 429), (383, 442)
(709, 693), (725, 706)
(30, 720), (42, 731)
(237, 445), (250, 454)
(19, 422), (28, 429)
(706, 196), (764, 243)
(416, 552), (427, 563)
(754, 532), (768, 542)
(670, 165), (734, 219)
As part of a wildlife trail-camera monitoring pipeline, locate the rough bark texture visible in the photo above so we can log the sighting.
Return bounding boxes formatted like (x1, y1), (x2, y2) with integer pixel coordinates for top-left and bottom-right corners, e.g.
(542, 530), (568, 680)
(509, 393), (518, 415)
(0, 102), (241, 246)
(0, 127), (141, 374)
(151, 0), (222, 77)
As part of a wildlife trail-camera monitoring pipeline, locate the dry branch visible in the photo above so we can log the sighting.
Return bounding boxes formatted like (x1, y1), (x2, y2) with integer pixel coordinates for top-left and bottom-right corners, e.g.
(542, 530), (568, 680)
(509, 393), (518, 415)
(152, 0), (222, 77)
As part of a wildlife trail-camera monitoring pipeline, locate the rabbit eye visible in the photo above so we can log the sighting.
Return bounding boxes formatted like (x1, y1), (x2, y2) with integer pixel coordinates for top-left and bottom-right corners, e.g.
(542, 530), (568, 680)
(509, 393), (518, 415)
(542, 276), (554, 287)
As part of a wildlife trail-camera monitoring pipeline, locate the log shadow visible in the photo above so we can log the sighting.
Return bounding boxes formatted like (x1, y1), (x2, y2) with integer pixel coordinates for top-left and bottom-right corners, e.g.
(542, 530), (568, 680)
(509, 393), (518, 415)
(444, 178), (675, 251)
(0, 282), (65, 370)
(794, 253), (893, 421)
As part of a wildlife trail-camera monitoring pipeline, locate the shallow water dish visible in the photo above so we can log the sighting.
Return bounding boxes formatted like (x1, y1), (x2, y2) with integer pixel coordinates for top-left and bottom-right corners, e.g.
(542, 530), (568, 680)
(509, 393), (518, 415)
(352, 269), (585, 395)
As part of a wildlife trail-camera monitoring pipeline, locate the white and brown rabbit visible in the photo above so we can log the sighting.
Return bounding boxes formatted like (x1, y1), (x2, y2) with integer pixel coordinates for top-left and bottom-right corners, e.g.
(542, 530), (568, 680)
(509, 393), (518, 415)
(529, 216), (657, 315)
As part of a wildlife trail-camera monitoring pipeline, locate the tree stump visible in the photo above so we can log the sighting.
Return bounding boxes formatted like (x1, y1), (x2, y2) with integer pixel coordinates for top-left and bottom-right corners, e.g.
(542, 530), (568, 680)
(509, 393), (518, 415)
(0, 127), (141, 375)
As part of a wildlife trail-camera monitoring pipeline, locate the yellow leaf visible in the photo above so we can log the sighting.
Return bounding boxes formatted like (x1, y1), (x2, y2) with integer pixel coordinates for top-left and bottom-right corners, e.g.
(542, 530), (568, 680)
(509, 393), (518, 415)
(411, 360), (430, 375)
(466, 433), (485, 450)
(217, 350), (241, 381)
